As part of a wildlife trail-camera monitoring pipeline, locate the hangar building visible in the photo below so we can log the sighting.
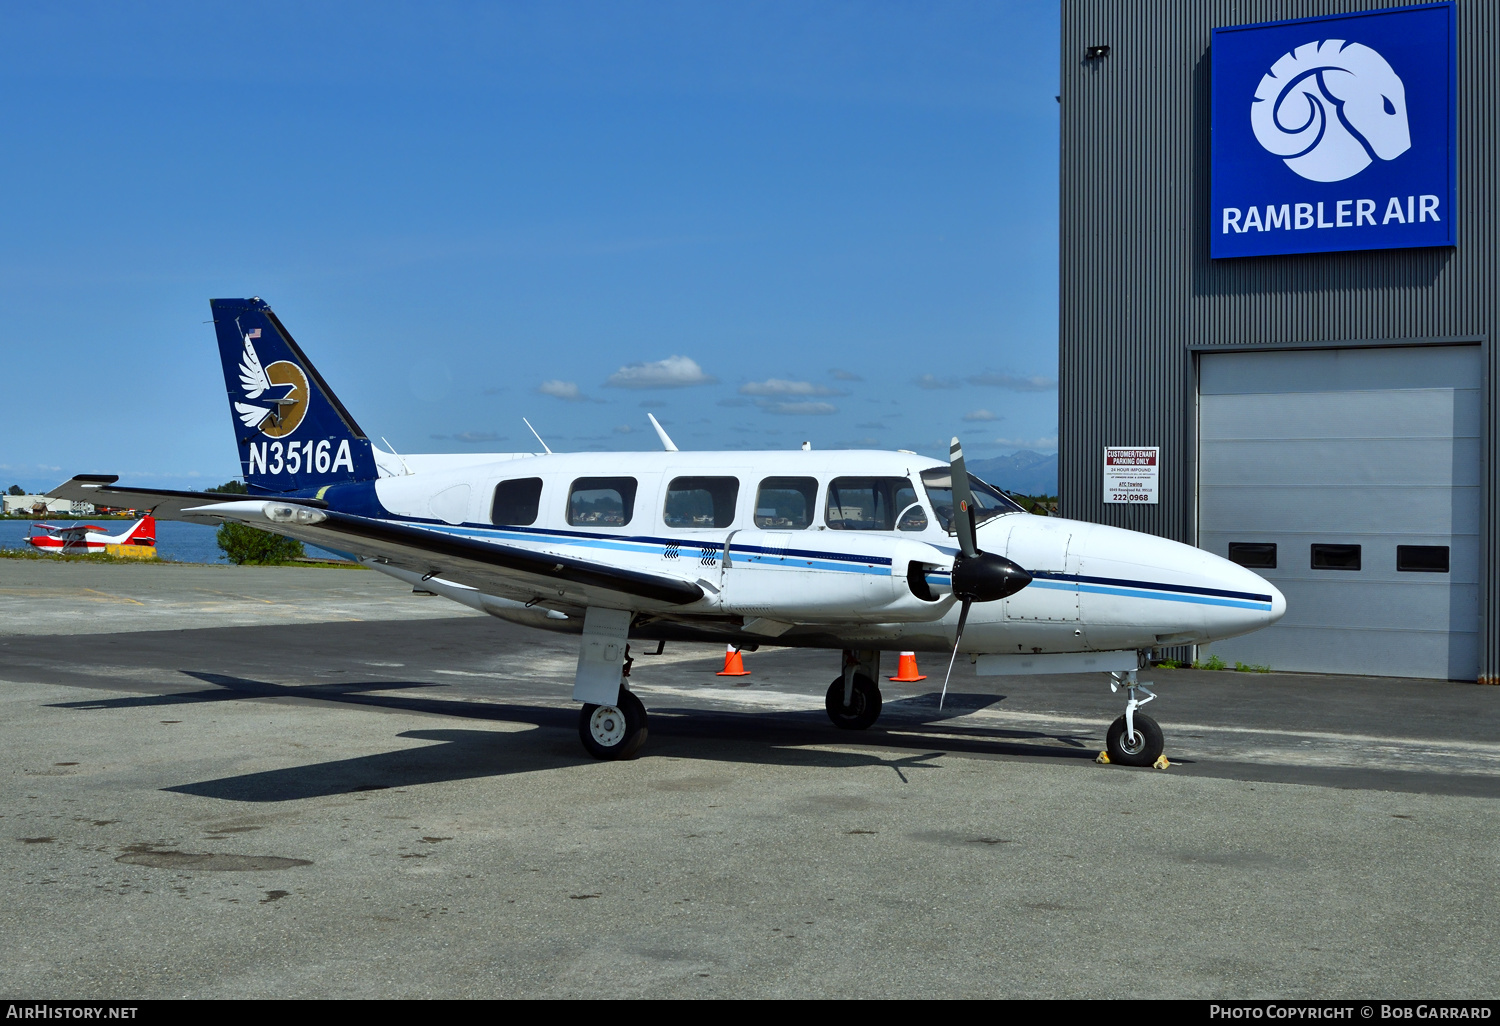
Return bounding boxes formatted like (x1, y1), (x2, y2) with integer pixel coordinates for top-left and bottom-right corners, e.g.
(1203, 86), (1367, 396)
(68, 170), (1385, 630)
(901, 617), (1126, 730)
(1058, 1), (1495, 680)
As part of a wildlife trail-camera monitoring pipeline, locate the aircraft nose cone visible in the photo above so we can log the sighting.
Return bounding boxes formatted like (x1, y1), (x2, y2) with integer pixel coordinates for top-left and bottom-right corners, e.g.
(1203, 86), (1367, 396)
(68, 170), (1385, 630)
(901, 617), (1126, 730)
(1266, 580), (1287, 624)
(952, 551), (1031, 602)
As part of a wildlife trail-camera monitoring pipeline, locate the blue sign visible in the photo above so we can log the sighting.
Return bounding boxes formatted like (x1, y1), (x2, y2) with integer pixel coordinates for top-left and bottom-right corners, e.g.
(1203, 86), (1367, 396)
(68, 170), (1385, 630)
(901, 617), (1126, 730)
(1211, 3), (1455, 259)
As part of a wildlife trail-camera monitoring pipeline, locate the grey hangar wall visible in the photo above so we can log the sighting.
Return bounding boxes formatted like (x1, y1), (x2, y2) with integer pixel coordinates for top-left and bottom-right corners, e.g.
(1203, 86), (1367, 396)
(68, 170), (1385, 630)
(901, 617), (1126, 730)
(1057, 0), (1497, 681)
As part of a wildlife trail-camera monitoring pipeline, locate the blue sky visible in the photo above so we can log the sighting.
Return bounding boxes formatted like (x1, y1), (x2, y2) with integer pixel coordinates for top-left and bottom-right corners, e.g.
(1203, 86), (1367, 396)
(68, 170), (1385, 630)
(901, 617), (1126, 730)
(0, 1), (1060, 491)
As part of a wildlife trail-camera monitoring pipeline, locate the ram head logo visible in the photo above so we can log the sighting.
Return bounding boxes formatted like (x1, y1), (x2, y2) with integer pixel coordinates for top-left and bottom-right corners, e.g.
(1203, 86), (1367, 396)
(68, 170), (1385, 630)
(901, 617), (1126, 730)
(1250, 39), (1410, 183)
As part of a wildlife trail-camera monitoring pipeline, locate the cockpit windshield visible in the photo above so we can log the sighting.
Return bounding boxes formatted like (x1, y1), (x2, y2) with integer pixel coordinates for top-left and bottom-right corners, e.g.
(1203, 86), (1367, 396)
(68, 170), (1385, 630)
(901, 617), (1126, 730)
(920, 467), (1024, 532)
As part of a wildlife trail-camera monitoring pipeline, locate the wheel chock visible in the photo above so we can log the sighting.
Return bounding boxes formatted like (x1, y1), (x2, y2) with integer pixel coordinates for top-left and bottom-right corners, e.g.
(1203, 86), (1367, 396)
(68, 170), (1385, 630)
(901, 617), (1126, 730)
(1095, 751), (1111, 764)
(1152, 755), (1171, 769)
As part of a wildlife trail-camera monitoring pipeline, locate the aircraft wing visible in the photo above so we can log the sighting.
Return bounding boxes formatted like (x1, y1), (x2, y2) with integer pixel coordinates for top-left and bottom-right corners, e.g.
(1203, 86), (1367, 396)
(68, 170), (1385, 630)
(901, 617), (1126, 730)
(44, 525), (98, 539)
(51, 477), (704, 608)
(181, 500), (705, 609)
(307, 508), (705, 607)
(45, 476), (323, 524)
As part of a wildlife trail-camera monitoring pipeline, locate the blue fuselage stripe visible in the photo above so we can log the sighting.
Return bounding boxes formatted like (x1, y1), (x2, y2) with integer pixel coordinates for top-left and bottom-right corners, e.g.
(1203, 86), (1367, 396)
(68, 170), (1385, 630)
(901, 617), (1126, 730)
(339, 509), (1269, 608)
(1029, 570), (1271, 604)
(1027, 578), (1272, 610)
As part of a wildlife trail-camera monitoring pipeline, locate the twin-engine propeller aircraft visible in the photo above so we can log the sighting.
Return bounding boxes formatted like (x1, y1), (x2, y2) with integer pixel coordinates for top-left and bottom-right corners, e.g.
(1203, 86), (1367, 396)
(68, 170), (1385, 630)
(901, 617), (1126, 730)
(49, 298), (1285, 765)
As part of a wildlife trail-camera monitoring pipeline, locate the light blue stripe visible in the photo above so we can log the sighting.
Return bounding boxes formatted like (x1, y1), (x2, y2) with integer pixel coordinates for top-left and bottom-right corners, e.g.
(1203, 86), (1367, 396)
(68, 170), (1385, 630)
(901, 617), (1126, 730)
(1028, 578), (1271, 611)
(422, 522), (891, 575)
(744, 555), (889, 575)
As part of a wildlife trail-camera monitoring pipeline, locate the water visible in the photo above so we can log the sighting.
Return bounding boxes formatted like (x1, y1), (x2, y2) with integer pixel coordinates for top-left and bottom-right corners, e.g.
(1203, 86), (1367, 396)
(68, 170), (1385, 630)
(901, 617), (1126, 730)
(0, 519), (349, 564)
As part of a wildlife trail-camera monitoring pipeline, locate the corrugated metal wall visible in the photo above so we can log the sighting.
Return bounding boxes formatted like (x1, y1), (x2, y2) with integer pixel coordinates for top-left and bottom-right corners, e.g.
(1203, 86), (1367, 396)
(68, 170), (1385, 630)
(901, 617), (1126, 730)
(1058, 0), (1498, 679)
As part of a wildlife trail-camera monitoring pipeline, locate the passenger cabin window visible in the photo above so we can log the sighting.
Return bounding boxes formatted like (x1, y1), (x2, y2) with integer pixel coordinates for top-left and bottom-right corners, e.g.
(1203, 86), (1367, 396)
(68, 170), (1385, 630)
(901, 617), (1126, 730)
(567, 477), (637, 527)
(919, 468), (1023, 532)
(1228, 542), (1277, 569)
(664, 476), (739, 529)
(491, 478), (543, 526)
(1397, 545), (1449, 573)
(754, 477), (818, 529)
(826, 477), (920, 532)
(1310, 544), (1361, 571)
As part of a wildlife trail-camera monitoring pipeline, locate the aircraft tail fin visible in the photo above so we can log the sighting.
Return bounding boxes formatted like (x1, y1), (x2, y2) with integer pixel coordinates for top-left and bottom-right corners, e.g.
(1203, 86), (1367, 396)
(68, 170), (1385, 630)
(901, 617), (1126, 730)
(209, 298), (378, 494)
(125, 515), (156, 546)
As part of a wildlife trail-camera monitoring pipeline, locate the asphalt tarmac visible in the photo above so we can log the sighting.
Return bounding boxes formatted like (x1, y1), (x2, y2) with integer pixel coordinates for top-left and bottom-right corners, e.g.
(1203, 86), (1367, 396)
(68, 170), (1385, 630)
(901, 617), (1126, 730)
(1, 561), (1497, 998)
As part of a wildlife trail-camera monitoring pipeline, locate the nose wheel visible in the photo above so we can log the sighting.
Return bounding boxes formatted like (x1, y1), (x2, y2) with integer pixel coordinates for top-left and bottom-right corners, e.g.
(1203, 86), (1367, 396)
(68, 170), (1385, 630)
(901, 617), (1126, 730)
(1103, 670), (1165, 767)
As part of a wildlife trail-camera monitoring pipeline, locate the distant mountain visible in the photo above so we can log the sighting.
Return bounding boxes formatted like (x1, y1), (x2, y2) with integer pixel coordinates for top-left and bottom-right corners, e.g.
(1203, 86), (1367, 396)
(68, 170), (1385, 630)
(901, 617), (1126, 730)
(966, 450), (1057, 497)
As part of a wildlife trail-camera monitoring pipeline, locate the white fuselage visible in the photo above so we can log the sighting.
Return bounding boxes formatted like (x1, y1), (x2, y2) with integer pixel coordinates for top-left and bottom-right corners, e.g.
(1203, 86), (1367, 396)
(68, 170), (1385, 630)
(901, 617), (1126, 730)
(351, 448), (1286, 655)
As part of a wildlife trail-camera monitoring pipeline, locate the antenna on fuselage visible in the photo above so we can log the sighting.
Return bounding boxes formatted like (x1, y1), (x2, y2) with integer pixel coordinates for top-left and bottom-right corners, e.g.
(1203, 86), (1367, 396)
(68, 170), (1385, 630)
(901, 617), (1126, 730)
(379, 437), (413, 476)
(522, 417), (553, 455)
(647, 413), (679, 452)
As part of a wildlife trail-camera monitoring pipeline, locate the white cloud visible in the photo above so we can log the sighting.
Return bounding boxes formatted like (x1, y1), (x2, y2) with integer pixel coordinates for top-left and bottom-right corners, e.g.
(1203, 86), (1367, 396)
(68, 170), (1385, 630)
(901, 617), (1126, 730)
(738, 378), (840, 397)
(962, 409), (1001, 422)
(605, 355), (716, 389)
(914, 374), (961, 390)
(991, 435), (1058, 452)
(759, 400), (838, 416)
(538, 380), (584, 401)
(613, 425), (633, 434)
(829, 368), (864, 381)
(453, 431), (502, 443)
(968, 372), (1058, 392)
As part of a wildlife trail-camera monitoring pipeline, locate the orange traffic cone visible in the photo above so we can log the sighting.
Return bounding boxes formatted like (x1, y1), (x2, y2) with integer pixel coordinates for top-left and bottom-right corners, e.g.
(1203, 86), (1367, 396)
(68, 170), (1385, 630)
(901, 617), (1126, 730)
(888, 651), (927, 682)
(716, 644), (751, 676)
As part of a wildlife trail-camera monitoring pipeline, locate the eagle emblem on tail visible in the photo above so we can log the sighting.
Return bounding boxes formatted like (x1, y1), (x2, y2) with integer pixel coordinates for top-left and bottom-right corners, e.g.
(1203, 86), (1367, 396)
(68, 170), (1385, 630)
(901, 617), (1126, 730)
(235, 328), (299, 431)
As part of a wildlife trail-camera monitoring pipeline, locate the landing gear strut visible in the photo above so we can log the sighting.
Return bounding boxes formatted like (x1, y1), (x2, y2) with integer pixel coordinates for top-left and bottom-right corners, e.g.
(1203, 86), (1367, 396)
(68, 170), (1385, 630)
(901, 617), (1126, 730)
(576, 631), (648, 760)
(1104, 669), (1163, 767)
(825, 649), (883, 730)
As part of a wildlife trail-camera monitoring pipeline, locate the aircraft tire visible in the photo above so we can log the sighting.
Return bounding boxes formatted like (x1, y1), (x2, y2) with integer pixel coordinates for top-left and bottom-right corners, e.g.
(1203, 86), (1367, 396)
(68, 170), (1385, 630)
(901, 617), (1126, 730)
(579, 690), (649, 760)
(825, 674), (882, 730)
(1106, 712), (1163, 767)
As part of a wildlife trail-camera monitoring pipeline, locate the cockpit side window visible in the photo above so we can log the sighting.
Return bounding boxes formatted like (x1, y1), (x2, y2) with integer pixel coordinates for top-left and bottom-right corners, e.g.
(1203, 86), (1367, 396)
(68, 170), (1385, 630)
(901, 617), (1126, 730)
(664, 476), (740, 529)
(920, 467), (1023, 532)
(826, 477), (921, 531)
(567, 477), (638, 527)
(491, 477), (543, 526)
(754, 477), (819, 529)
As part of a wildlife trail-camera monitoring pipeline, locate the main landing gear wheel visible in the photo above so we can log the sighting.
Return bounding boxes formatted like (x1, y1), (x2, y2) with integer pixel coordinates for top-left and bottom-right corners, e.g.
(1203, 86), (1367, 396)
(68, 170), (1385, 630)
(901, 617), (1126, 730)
(579, 689), (648, 760)
(825, 674), (882, 730)
(1106, 712), (1163, 767)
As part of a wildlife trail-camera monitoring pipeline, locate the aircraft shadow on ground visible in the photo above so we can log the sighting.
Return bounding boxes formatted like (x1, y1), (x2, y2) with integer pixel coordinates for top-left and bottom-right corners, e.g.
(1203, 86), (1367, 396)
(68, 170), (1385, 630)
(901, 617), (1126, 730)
(49, 669), (1103, 802)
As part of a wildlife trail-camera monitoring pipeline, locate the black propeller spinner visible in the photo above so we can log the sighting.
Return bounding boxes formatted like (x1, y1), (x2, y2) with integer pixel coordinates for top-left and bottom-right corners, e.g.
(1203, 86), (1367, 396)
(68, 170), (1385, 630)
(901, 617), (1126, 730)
(940, 436), (1033, 707)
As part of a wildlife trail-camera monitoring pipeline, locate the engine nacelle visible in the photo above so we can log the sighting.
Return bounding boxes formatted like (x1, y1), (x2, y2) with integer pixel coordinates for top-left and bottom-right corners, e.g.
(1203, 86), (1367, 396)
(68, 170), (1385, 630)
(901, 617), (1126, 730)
(720, 531), (957, 624)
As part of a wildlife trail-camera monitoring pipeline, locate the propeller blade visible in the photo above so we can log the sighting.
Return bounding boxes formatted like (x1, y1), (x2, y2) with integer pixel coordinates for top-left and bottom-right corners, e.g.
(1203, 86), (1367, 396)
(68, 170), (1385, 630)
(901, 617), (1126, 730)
(938, 597), (973, 710)
(949, 436), (979, 559)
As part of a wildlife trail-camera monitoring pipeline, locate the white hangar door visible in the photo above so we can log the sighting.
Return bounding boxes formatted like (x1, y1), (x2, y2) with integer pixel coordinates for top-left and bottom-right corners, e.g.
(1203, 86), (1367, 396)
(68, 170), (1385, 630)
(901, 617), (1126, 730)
(1197, 346), (1481, 680)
